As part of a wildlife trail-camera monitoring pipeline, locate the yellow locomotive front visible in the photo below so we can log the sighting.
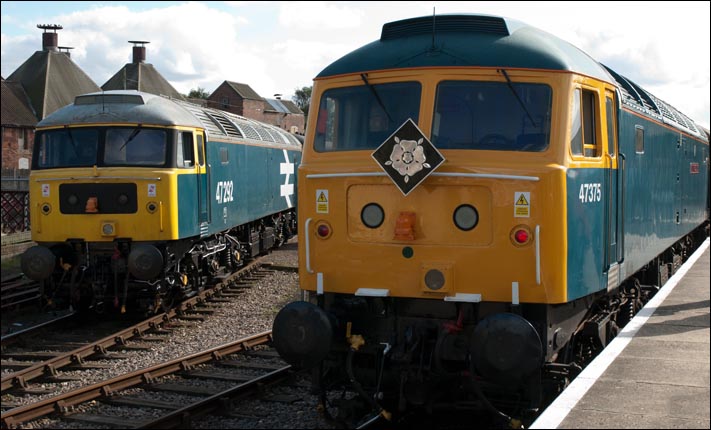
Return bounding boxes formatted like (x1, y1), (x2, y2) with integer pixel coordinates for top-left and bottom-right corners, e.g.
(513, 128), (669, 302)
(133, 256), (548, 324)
(299, 70), (570, 305)
(21, 91), (208, 313)
(28, 128), (177, 245)
(299, 69), (568, 304)
(277, 68), (574, 421)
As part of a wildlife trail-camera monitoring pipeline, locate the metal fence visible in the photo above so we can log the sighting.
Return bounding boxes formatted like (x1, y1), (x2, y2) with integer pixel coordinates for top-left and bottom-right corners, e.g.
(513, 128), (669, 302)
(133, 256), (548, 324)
(1, 178), (30, 234)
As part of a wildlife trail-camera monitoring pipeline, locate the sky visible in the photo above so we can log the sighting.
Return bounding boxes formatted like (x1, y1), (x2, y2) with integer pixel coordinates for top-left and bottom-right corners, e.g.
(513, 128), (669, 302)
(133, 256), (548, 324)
(1, 1), (709, 129)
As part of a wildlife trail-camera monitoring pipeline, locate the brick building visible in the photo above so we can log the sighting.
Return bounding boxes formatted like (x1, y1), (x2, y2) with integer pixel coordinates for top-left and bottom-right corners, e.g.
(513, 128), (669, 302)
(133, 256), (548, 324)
(264, 97), (305, 135)
(207, 81), (304, 134)
(207, 81), (267, 122)
(1, 78), (36, 179)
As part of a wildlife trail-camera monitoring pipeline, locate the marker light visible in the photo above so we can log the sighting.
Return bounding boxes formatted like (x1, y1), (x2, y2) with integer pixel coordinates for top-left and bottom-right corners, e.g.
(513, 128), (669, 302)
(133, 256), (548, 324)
(510, 225), (532, 246)
(515, 229), (529, 243)
(316, 221), (332, 239)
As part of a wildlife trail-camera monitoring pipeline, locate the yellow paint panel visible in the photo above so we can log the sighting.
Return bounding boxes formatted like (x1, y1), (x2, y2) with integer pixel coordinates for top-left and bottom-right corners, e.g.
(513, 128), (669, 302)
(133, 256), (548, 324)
(300, 166), (568, 304)
(29, 167), (180, 243)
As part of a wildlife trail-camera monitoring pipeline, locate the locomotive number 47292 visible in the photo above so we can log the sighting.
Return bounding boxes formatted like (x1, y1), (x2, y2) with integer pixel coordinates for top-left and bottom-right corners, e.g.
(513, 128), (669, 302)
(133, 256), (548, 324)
(216, 180), (234, 204)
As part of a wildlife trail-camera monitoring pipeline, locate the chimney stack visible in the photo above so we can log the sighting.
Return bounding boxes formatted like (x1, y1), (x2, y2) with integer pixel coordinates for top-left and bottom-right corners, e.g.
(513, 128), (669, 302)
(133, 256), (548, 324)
(129, 40), (149, 64)
(38, 24), (62, 52)
(58, 46), (74, 58)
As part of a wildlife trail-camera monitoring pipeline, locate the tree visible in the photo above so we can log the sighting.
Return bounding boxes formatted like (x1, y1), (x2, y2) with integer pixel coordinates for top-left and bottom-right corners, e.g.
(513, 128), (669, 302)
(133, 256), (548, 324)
(188, 87), (210, 99)
(293, 86), (312, 118)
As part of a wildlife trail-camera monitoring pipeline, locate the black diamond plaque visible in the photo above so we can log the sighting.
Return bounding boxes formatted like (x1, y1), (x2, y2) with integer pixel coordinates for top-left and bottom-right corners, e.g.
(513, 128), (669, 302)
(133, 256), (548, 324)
(372, 118), (445, 196)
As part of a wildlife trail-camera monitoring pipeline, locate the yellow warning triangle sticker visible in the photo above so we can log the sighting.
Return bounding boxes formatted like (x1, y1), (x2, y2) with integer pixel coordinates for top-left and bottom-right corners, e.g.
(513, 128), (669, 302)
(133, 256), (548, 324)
(516, 194), (529, 205)
(318, 192), (328, 202)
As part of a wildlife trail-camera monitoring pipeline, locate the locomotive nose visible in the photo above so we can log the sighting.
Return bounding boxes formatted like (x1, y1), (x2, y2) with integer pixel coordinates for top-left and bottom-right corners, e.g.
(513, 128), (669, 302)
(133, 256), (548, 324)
(272, 301), (333, 369)
(470, 313), (543, 384)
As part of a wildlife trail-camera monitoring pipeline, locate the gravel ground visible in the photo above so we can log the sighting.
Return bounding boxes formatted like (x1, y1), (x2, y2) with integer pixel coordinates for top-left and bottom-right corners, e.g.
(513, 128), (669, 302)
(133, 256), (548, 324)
(3, 236), (343, 429)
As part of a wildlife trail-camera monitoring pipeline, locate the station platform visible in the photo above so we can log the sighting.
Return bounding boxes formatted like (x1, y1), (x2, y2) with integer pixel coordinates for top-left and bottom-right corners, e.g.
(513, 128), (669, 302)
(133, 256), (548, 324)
(531, 238), (710, 429)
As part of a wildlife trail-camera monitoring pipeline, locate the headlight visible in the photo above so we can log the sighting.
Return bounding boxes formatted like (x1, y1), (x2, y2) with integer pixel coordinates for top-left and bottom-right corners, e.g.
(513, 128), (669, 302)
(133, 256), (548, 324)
(361, 203), (384, 228)
(453, 204), (478, 231)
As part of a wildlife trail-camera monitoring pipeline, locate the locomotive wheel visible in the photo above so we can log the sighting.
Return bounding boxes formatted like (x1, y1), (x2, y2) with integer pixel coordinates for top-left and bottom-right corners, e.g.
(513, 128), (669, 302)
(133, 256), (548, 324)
(159, 288), (179, 313)
(71, 284), (95, 314)
(155, 280), (182, 313)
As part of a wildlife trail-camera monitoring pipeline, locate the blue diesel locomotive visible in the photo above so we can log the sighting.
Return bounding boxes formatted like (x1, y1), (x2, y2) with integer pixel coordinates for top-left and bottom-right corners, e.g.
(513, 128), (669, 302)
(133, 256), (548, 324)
(21, 90), (301, 313)
(272, 14), (709, 426)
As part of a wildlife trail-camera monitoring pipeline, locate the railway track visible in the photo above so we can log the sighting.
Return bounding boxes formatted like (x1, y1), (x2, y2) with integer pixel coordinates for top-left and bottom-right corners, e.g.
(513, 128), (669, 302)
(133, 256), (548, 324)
(0, 276), (40, 312)
(1, 259), (304, 424)
(0, 258), (272, 388)
(1, 331), (344, 429)
(2, 331), (279, 428)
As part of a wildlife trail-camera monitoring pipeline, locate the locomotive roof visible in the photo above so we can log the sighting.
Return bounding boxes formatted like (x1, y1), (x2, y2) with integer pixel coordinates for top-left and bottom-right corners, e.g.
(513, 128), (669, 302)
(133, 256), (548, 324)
(37, 90), (202, 128)
(317, 14), (707, 142)
(37, 90), (302, 147)
(316, 14), (614, 82)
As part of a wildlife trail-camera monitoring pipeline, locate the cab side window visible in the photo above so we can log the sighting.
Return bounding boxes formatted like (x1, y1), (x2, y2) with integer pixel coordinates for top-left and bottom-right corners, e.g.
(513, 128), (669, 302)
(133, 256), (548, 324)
(177, 131), (195, 168)
(197, 133), (205, 166)
(635, 125), (644, 154)
(571, 88), (600, 157)
(605, 95), (616, 157)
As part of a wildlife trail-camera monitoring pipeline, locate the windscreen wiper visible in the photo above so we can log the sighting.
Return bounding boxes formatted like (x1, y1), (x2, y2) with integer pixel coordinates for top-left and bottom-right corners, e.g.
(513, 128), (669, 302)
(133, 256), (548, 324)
(498, 69), (537, 127)
(361, 73), (393, 123)
(65, 127), (78, 155)
(119, 128), (142, 151)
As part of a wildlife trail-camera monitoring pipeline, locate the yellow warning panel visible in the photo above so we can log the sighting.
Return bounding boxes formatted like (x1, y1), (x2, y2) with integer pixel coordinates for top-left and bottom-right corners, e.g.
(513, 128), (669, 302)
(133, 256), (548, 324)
(514, 191), (530, 218)
(316, 189), (329, 214)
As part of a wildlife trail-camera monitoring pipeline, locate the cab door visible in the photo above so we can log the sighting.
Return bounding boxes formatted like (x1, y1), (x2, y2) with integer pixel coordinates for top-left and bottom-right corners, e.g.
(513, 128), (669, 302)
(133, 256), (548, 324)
(603, 90), (622, 291)
(196, 132), (210, 229)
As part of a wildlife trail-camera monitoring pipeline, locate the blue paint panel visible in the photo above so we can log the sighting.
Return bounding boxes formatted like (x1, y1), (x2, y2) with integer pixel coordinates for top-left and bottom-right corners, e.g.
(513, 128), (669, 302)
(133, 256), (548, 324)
(203, 141), (300, 235)
(618, 112), (709, 275)
(175, 140), (301, 239)
(178, 173), (200, 238)
(566, 168), (607, 300)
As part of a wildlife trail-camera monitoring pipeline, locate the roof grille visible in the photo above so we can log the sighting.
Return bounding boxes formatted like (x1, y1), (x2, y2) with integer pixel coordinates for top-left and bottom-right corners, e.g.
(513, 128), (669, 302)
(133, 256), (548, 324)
(170, 97), (302, 146)
(75, 94), (144, 105)
(177, 102), (223, 136)
(233, 119), (261, 140)
(603, 65), (705, 140)
(206, 111), (243, 138)
(252, 125), (275, 142)
(381, 15), (508, 41)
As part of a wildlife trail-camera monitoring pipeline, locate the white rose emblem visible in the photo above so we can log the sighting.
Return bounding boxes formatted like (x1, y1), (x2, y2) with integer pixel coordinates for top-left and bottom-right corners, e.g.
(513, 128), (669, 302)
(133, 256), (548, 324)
(385, 137), (431, 183)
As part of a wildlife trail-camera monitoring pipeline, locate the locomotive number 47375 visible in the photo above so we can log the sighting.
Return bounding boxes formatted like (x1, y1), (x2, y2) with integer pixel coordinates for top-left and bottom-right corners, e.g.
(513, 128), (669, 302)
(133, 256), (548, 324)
(216, 180), (234, 204)
(579, 182), (602, 203)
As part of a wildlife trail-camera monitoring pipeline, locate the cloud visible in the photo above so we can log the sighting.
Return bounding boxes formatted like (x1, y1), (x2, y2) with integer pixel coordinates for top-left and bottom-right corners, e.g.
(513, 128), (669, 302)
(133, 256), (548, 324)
(278, 2), (365, 29)
(1, 1), (708, 128)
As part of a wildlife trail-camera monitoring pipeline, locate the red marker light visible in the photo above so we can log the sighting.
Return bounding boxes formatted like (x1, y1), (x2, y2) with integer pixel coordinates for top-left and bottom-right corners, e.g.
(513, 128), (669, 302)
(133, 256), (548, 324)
(514, 229), (529, 244)
(317, 224), (331, 238)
